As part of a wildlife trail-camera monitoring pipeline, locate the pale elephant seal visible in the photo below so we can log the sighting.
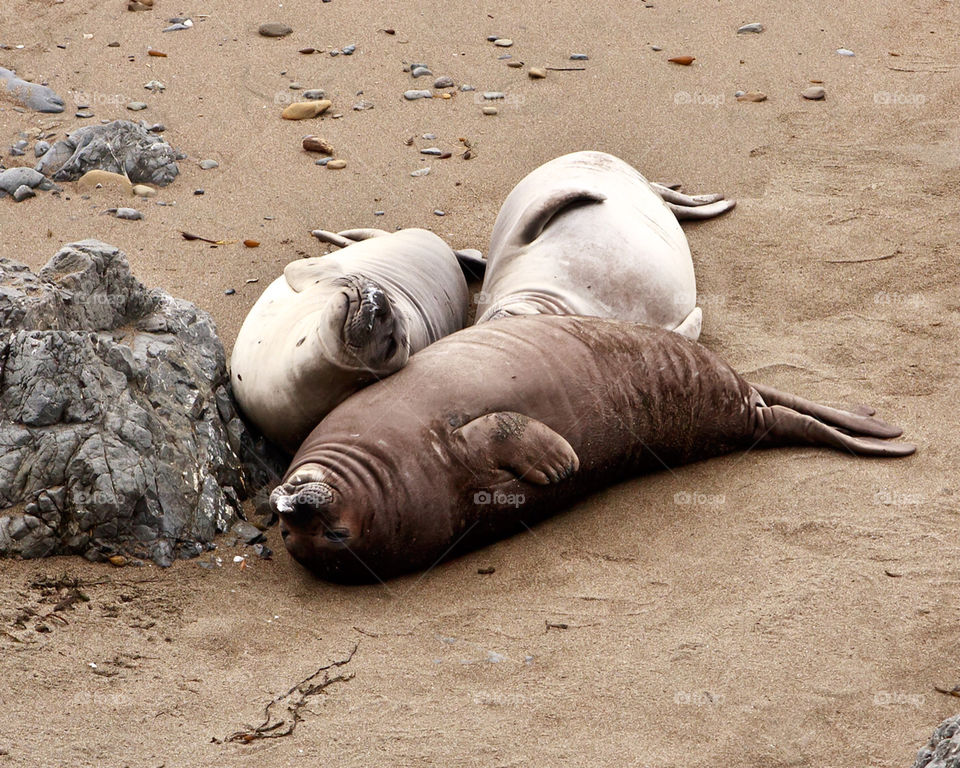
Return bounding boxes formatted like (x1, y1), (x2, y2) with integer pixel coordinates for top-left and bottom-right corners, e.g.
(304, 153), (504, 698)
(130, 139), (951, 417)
(270, 315), (914, 582)
(0, 67), (65, 113)
(474, 151), (735, 340)
(230, 228), (470, 453)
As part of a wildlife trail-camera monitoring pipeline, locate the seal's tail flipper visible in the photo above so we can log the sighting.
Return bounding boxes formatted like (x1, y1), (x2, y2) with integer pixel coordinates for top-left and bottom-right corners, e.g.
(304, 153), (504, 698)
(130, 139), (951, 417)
(651, 182), (725, 206)
(454, 248), (486, 281)
(513, 187), (608, 244)
(751, 383), (903, 438)
(337, 228), (390, 241)
(666, 199), (736, 221)
(671, 307), (702, 341)
(311, 228), (390, 250)
(753, 402), (916, 457)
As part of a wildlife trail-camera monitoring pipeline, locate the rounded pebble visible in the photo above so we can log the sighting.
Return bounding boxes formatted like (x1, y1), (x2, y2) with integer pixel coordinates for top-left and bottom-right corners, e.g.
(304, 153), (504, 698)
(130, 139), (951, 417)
(194, 188), (204, 195)
(433, 75), (454, 88)
(315, 157), (331, 166)
(326, 159), (347, 169)
(259, 22), (292, 38)
(433, 209), (445, 216)
(493, 38), (513, 47)
(342, 44), (356, 55)
(199, 159), (219, 170)
(126, 101), (148, 111)
(411, 66), (433, 78)
(132, 184), (157, 197)
(225, 288), (236, 295)
(78, 170), (133, 195)
(736, 22), (764, 34)
(289, 82), (302, 90)
(12, 184), (35, 202)
(460, 84), (475, 92)
(483, 91), (505, 100)
(528, 67), (547, 79)
(34, 140), (50, 157)
(482, 106), (498, 115)
(421, 147), (442, 155)
(801, 86), (826, 100)
(507, 60), (523, 68)
(736, 91), (767, 102)
(570, 53), (589, 60)
(404, 89), (433, 100)
(303, 135), (334, 153)
(410, 167), (431, 177)
(303, 89), (326, 100)
(836, 48), (855, 56)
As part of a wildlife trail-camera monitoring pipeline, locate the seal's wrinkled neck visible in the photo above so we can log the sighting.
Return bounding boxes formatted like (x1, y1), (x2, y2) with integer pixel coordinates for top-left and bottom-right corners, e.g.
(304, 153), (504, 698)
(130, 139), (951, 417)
(478, 289), (581, 323)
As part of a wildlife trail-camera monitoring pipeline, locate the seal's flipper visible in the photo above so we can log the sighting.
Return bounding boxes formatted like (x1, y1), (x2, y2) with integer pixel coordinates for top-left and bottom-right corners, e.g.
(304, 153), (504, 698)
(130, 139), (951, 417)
(666, 199), (736, 221)
(514, 187), (607, 244)
(312, 229), (356, 249)
(454, 248), (486, 281)
(337, 228), (390, 241)
(751, 383), (902, 439)
(651, 182), (726, 207)
(754, 404), (916, 457)
(454, 411), (580, 485)
(672, 307), (702, 341)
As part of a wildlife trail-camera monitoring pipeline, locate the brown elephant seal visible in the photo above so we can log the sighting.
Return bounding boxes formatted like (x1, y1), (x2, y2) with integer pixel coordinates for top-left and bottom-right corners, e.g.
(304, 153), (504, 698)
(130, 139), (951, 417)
(269, 315), (914, 582)
(474, 151), (735, 340)
(230, 228), (470, 453)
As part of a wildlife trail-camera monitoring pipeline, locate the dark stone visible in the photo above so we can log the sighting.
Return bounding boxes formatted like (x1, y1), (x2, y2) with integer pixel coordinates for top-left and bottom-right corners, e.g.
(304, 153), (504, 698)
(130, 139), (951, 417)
(914, 714), (960, 768)
(0, 240), (285, 565)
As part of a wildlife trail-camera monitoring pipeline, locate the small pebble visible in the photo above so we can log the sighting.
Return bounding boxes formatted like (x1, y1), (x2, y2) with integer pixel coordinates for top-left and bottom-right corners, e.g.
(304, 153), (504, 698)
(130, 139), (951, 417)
(433, 75), (454, 88)
(493, 38), (513, 47)
(736, 91), (767, 102)
(225, 288), (236, 295)
(194, 188), (204, 195)
(303, 135), (334, 153)
(411, 66), (433, 78)
(163, 20), (192, 32)
(801, 86), (826, 100)
(107, 41), (120, 47)
(326, 159), (346, 170)
(34, 140), (50, 157)
(374, 211), (385, 216)
(422, 133), (437, 139)
(315, 157), (331, 166)
(433, 209), (445, 216)
(147, 48), (167, 57)
(736, 22), (764, 34)
(144, 79), (165, 91)
(570, 53), (589, 60)
(651, 45), (662, 51)
(259, 22), (292, 38)
(482, 106), (498, 115)
(199, 159), (219, 170)
(342, 44), (356, 55)
(485, 35), (500, 42)
(289, 82), (302, 90)
(528, 67), (547, 79)
(132, 184), (156, 197)
(303, 89), (326, 100)
(126, 101), (148, 111)
(483, 91), (505, 100)
(299, 47), (316, 54)
(404, 89), (433, 100)
(668, 56), (695, 65)
(460, 84), (475, 92)
(329, 49), (340, 57)
(12, 185), (35, 202)
(9, 146), (25, 157)
(352, 100), (374, 110)
(836, 48), (855, 56)
(281, 100), (331, 119)
(421, 147), (442, 155)
(410, 167), (431, 177)
(507, 60), (523, 68)
(106, 207), (143, 220)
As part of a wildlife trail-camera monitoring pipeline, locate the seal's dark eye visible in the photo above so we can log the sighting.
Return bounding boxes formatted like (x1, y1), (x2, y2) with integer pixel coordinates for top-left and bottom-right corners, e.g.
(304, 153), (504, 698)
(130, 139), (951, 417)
(324, 528), (350, 543)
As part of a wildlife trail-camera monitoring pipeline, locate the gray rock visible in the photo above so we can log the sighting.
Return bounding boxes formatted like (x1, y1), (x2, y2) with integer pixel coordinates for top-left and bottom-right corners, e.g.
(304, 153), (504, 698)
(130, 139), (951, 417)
(259, 22), (292, 37)
(570, 53), (589, 60)
(199, 159), (219, 170)
(736, 22), (764, 34)
(0, 66), (65, 113)
(420, 147), (442, 155)
(35, 120), (180, 186)
(836, 48), (855, 56)
(459, 84), (475, 92)
(433, 75), (454, 89)
(34, 140), (50, 157)
(483, 91), (505, 100)
(12, 184), (35, 202)
(303, 89), (326, 100)
(0, 167), (55, 194)
(342, 44), (356, 55)
(0, 240), (285, 565)
(126, 102), (148, 111)
(104, 207), (143, 220)
(404, 89), (433, 100)
(232, 520), (265, 545)
(411, 66), (433, 78)
(913, 714), (960, 768)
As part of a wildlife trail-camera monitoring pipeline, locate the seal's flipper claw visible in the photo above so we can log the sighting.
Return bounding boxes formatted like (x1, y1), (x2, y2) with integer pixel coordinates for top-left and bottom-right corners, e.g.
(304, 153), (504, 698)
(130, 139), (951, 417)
(755, 405), (916, 457)
(751, 384), (902, 439)
(455, 411), (580, 486)
(666, 199), (737, 221)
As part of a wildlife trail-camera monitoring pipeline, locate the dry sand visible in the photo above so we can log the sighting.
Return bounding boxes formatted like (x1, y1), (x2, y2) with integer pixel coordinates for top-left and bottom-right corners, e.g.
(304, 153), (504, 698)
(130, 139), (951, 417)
(1, 1), (958, 766)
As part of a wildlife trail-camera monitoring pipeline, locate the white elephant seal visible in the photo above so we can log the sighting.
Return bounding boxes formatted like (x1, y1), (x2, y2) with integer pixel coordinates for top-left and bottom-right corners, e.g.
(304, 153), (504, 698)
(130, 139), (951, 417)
(474, 150), (735, 340)
(230, 228), (470, 452)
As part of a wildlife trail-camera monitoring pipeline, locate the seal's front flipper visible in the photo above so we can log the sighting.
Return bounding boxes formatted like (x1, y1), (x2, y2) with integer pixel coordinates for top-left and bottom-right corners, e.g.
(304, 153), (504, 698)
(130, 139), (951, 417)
(651, 182), (726, 206)
(754, 404), (916, 457)
(454, 248), (485, 281)
(666, 199), (736, 221)
(514, 187), (607, 244)
(672, 307), (702, 341)
(454, 411), (580, 485)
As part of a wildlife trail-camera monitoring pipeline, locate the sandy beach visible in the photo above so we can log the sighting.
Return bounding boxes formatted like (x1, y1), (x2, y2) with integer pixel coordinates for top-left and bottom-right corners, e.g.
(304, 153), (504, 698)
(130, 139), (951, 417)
(1, 1), (958, 765)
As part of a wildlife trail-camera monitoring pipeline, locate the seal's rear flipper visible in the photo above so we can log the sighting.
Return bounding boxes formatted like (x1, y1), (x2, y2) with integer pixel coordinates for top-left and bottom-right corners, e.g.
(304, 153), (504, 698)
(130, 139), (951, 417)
(514, 187), (607, 244)
(666, 199), (736, 221)
(751, 383), (902, 439)
(454, 248), (485, 281)
(672, 307), (702, 341)
(454, 411), (580, 485)
(754, 404), (916, 457)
